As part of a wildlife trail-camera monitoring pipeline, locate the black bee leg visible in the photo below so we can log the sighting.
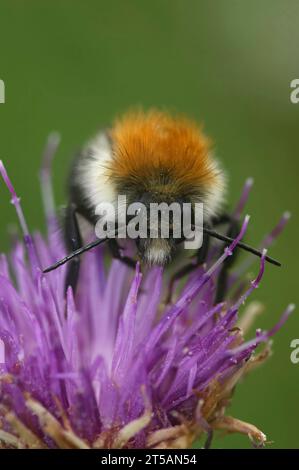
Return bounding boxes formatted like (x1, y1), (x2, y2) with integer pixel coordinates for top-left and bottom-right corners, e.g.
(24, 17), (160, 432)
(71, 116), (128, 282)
(64, 203), (83, 294)
(165, 263), (197, 305)
(214, 216), (240, 303)
(108, 239), (136, 269)
(166, 230), (210, 304)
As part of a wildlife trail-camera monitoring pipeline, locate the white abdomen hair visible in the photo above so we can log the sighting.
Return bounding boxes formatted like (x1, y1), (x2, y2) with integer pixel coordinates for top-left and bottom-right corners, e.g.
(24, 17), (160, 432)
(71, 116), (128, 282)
(74, 132), (120, 223)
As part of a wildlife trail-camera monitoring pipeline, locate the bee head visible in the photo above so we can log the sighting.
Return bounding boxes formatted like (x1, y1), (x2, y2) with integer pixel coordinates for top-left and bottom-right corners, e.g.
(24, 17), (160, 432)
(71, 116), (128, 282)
(123, 189), (186, 266)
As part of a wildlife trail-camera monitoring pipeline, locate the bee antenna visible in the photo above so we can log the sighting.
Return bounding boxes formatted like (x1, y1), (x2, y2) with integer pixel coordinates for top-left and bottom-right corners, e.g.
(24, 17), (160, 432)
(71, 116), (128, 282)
(43, 229), (119, 273)
(202, 227), (281, 267)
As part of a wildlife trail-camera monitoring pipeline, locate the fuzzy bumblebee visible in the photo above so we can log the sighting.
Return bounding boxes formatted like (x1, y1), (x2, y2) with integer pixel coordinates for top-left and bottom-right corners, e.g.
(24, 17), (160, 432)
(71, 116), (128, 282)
(44, 109), (280, 300)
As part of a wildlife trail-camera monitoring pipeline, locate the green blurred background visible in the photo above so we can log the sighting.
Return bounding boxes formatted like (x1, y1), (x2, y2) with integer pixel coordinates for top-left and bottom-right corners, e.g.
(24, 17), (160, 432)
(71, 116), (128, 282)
(0, 0), (298, 448)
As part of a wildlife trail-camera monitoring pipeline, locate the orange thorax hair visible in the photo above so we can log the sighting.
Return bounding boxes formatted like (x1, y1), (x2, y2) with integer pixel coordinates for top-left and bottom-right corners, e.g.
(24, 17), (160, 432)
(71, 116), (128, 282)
(109, 110), (219, 200)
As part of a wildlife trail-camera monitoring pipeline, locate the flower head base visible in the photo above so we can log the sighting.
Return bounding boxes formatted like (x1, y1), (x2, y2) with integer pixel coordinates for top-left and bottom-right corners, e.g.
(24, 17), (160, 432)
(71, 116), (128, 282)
(0, 141), (294, 449)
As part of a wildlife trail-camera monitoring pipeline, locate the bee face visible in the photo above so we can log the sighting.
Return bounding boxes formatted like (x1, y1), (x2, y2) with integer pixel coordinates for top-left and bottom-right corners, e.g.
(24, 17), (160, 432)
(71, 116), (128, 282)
(136, 237), (176, 266)
(124, 189), (185, 266)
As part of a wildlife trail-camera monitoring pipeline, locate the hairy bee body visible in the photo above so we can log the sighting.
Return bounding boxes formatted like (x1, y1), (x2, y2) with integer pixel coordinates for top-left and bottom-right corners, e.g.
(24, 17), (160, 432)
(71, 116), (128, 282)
(69, 110), (225, 265)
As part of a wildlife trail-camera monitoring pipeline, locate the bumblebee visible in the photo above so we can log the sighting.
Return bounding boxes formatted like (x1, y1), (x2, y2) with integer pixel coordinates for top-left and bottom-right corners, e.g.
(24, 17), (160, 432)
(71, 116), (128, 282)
(44, 110), (280, 301)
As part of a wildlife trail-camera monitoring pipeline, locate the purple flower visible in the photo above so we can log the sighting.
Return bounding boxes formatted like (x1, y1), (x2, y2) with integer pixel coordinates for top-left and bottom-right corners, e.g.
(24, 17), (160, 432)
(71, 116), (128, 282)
(0, 137), (294, 449)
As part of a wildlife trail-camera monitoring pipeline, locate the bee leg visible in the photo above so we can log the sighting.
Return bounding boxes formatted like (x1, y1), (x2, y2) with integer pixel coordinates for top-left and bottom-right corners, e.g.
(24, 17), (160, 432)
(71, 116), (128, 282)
(214, 216), (240, 303)
(108, 238), (136, 269)
(165, 230), (210, 304)
(165, 263), (197, 304)
(64, 203), (83, 295)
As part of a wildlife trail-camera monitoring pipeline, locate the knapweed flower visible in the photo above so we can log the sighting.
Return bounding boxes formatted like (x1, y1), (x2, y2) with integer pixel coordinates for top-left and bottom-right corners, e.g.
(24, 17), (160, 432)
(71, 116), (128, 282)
(0, 138), (294, 449)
